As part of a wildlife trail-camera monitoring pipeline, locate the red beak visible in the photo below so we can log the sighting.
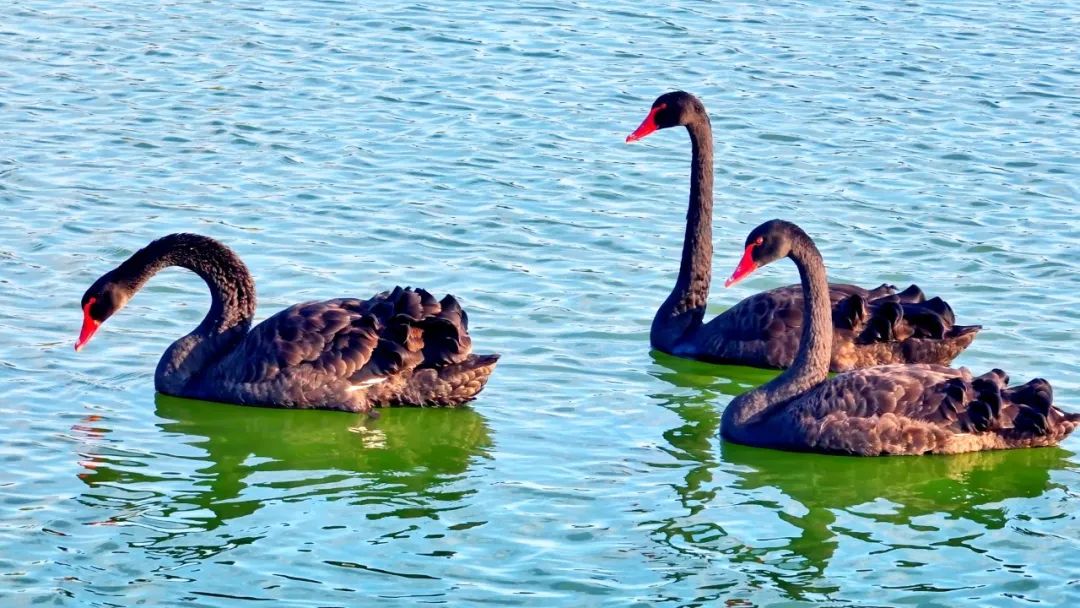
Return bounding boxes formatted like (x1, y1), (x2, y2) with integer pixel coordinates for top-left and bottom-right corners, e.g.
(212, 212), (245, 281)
(725, 244), (759, 287)
(626, 104), (666, 142)
(75, 299), (100, 352)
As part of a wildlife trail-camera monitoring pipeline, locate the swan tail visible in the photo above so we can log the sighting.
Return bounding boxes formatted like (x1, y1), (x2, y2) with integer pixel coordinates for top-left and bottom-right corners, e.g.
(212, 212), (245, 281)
(395, 354), (501, 406)
(839, 285), (978, 365)
(435, 354), (500, 404)
(937, 372), (1078, 449)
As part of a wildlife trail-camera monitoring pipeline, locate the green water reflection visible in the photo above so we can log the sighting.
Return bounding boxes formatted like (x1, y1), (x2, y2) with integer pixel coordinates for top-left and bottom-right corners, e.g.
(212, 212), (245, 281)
(75, 395), (492, 560)
(647, 352), (1074, 601)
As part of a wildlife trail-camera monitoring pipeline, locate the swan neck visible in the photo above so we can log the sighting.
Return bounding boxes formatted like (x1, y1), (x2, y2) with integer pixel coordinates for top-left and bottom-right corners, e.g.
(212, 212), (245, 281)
(782, 234), (833, 390)
(724, 232), (832, 429)
(652, 116), (714, 351)
(112, 234), (256, 394)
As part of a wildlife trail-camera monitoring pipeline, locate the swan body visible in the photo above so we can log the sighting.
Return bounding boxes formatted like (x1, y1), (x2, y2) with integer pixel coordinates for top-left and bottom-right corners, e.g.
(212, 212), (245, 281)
(720, 220), (1077, 455)
(76, 233), (498, 412)
(682, 282), (979, 371)
(628, 91), (979, 372)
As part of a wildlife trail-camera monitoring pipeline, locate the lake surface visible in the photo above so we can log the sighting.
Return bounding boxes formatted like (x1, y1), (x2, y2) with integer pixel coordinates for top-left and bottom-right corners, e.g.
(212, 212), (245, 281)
(2, 0), (1078, 605)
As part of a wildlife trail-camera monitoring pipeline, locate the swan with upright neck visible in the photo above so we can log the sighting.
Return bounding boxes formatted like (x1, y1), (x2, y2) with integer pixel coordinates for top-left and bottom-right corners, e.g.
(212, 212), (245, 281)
(627, 91), (980, 371)
(76, 233), (498, 411)
(720, 220), (1076, 455)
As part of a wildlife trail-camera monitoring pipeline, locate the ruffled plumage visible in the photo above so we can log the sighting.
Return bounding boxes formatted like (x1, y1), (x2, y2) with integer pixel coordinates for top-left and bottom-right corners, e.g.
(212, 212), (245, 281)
(751, 364), (1078, 455)
(720, 220), (1076, 456)
(203, 287), (498, 411)
(694, 282), (980, 371)
(78, 234), (498, 412)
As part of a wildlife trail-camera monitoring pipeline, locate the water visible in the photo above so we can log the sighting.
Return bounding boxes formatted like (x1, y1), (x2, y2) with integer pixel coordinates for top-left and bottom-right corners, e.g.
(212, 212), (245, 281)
(2, 0), (1078, 605)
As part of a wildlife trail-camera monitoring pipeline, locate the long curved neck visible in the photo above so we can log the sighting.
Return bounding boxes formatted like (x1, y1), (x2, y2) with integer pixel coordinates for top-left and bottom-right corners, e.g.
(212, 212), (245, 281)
(112, 234), (256, 395)
(652, 115), (714, 352)
(723, 233), (833, 431)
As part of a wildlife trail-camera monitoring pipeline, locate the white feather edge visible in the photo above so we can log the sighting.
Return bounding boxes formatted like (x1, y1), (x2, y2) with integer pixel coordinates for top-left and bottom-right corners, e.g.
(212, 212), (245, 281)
(346, 377), (388, 392)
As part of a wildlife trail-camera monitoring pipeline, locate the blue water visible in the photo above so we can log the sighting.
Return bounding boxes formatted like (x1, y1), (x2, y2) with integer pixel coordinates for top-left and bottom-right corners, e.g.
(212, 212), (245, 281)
(2, 0), (1079, 605)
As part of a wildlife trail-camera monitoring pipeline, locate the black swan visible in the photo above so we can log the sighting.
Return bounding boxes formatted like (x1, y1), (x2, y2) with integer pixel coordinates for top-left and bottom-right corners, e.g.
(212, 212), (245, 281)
(626, 91), (980, 371)
(720, 219), (1077, 455)
(75, 233), (499, 411)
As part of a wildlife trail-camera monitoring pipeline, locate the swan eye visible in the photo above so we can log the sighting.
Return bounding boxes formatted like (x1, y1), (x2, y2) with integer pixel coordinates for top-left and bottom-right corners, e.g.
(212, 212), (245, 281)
(754, 236), (764, 246)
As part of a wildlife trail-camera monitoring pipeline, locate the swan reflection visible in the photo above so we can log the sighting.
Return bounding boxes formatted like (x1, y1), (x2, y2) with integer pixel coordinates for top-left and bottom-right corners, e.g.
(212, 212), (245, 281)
(73, 395), (492, 561)
(647, 352), (1074, 600)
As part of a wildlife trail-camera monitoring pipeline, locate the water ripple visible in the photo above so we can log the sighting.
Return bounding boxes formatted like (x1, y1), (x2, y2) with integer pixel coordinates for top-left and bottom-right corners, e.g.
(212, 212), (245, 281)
(2, 0), (1078, 606)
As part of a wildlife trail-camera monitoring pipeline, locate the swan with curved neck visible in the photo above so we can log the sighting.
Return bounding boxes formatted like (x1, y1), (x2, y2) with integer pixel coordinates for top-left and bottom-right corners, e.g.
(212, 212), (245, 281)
(627, 91), (980, 371)
(76, 233), (499, 411)
(720, 220), (1077, 455)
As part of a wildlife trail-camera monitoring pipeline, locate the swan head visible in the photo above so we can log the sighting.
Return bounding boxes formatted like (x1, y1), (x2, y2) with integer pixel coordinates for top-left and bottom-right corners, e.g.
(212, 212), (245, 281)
(725, 220), (802, 287)
(76, 272), (131, 351)
(626, 91), (707, 142)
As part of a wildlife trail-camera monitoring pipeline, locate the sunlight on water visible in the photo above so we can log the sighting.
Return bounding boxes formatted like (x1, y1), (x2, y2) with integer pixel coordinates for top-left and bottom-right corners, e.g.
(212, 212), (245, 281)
(1, 0), (1078, 605)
